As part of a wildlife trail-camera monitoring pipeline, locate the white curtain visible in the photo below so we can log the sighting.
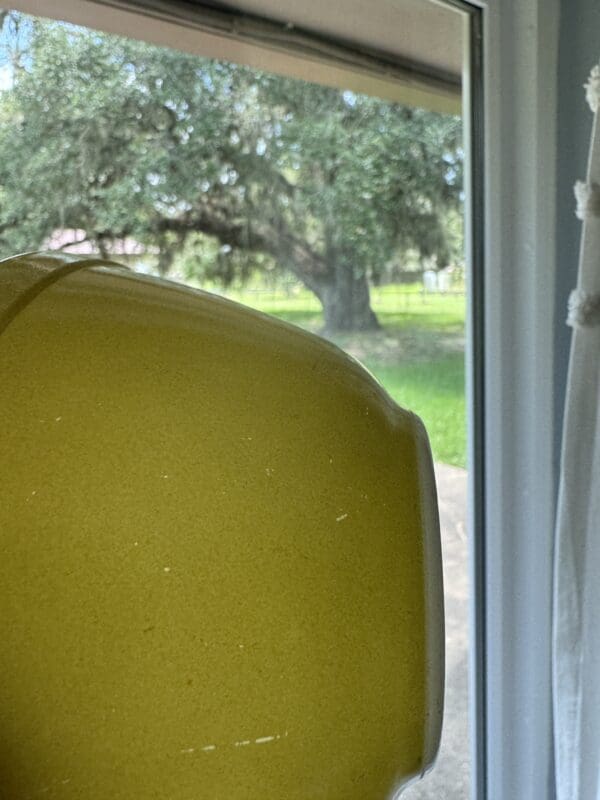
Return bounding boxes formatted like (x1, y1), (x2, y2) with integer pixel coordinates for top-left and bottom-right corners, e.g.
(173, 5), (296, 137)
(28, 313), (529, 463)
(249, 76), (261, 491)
(554, 65), (600, 800)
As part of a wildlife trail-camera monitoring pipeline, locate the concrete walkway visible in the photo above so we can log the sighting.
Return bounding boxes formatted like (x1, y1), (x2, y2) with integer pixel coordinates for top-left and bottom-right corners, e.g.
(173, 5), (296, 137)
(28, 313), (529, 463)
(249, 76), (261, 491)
(403, 462), (469, 799)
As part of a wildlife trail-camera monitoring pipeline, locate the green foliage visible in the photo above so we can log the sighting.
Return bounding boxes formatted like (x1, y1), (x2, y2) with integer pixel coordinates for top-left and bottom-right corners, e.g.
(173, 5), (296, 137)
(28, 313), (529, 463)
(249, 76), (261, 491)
(0, 13), (462, 261)
(0, 12), (463, 331)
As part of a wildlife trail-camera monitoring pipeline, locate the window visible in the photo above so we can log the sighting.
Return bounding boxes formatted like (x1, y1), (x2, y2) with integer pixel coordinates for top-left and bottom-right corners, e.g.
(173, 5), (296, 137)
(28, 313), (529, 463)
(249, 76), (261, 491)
(1, 1), (507, 797)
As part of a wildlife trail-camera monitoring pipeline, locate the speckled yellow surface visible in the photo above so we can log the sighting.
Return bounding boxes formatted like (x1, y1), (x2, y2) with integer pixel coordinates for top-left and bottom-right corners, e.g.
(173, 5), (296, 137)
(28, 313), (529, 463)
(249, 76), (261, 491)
(0, 254), (443, 799)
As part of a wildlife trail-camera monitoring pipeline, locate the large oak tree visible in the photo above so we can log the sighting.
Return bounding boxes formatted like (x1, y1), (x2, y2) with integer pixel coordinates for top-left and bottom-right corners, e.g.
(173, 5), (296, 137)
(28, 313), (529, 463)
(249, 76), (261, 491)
(0, 14), (462, 332)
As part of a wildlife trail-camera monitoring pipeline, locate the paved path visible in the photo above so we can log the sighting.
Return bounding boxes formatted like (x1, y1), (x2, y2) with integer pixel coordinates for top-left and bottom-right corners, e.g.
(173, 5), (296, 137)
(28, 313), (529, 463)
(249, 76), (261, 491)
(403, 463), (469, 799)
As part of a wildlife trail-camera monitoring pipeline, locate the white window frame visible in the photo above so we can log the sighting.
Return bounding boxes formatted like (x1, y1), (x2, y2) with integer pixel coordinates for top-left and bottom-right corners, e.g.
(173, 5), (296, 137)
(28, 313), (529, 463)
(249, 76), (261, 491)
(469, 1), (559, 798)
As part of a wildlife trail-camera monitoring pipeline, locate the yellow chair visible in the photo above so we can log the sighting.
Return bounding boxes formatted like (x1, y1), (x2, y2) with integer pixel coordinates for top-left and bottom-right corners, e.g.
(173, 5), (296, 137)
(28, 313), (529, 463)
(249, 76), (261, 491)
(0, 253), (443, 799)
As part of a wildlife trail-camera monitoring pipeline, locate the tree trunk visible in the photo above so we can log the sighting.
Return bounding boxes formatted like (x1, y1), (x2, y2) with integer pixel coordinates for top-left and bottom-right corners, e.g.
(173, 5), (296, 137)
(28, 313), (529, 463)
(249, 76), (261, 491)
(317, 267), (380, 334)
(157, 207), (380, 333)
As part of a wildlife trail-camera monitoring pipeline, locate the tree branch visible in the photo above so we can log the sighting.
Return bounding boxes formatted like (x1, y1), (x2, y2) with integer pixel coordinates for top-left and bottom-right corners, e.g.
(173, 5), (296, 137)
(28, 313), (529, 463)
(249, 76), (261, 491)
(155, 202), (331, 293)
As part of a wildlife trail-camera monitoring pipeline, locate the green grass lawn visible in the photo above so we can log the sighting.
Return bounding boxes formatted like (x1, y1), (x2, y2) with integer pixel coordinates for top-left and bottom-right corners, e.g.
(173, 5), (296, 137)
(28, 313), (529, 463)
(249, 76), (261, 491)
(366, 356), (465, 467)
(215, 284), (467, 467)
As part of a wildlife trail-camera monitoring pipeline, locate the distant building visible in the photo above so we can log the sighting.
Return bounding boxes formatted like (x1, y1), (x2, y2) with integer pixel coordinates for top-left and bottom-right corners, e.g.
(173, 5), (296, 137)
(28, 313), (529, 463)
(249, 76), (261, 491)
(42, 229), (157, 273)
(423, 269), (438, 292)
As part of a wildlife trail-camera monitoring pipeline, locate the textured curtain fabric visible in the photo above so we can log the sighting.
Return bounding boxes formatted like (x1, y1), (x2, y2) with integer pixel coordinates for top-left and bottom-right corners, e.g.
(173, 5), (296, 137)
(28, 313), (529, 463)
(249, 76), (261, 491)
(553, 64), (600, 800)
